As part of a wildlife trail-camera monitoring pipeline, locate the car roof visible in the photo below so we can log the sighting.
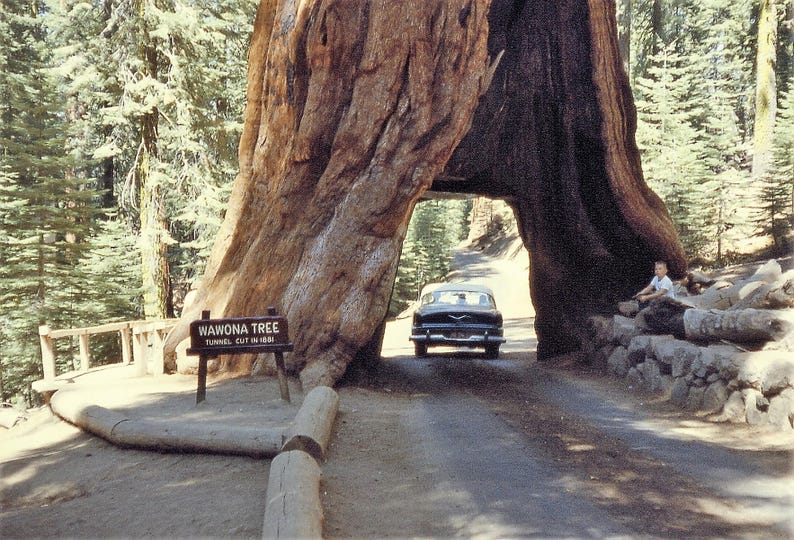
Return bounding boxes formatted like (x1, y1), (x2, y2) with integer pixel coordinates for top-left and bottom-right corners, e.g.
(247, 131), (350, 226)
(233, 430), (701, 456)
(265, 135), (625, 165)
(423, 282), (495, 295)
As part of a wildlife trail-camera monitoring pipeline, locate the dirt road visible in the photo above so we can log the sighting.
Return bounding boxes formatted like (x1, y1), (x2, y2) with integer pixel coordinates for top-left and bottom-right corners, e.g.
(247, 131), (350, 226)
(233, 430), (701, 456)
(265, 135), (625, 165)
(322, 245), (794, 538)
(2, 243), (793, 538)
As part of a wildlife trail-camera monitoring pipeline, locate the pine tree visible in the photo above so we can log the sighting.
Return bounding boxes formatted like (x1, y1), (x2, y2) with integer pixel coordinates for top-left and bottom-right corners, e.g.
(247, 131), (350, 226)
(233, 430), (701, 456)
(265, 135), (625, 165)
(752, 0), (779, 188)
(761, 79), (794, 250)
(628, 0), (769, 262)
(47, 0), (256, 316)
(390, 199), (472, 315)
(0, 0), (100, 404)
(694, 0), (757, 261)
(634, 43), (713, 257)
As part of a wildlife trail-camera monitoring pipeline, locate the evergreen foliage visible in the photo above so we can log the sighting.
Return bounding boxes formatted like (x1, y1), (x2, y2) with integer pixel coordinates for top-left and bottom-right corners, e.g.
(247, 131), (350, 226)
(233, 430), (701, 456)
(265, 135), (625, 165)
(390, 200), (472, 317)
(0, 0), (254, 403)
(1, 0), (103, 405)
(761, 80), (794, 250)
(627, 0), (791, 263)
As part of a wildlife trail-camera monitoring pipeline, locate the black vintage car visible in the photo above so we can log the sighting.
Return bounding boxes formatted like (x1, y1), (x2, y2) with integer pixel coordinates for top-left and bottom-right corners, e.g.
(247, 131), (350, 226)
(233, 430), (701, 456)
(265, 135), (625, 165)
(409, 282), (505, 358)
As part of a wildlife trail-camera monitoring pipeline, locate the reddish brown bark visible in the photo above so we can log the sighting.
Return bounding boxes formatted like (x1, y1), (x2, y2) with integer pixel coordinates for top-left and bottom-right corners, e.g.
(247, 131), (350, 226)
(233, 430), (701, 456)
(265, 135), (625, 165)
(442, 0), (685, 358)
(166, 0), (493, 386)
(166, 0), (685, 383)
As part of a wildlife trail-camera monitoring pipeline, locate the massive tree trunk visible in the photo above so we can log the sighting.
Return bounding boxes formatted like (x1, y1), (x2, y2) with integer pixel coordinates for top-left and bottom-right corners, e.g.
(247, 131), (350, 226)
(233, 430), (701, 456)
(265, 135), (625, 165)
(165, 0), (685, 385)
(166, 0), (493, 386)
(442, 0), (685, 358)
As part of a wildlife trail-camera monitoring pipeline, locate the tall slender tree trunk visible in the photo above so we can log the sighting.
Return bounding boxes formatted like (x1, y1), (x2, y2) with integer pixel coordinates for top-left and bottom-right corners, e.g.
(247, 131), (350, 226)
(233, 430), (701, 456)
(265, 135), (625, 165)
(139, 149), (173, 319)
(752, 0), (778, 193)
(651, 0), (664, 57)
(617, 0), (632, 78)
(137, 0), (173, 319)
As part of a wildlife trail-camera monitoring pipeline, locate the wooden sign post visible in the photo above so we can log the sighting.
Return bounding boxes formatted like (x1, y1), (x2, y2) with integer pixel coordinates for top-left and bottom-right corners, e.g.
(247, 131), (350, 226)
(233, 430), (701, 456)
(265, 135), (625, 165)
(186, 308), (294, 404)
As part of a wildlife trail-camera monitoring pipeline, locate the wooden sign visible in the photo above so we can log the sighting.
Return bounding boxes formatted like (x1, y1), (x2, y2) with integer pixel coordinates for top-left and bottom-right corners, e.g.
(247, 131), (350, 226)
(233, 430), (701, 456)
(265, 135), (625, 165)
(187, 309), (293, 404)
(187, 316), (293, 356)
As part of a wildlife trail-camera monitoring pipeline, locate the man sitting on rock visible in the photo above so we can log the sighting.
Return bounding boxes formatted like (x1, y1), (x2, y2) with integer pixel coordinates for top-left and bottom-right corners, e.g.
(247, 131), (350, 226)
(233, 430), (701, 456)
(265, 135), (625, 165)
(633, 260), (675, 309)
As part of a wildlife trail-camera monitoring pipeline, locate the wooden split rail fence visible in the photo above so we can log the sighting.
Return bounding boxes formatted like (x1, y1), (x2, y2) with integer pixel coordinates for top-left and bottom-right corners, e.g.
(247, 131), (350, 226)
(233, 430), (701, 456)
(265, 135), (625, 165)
(35, 319), (178, 396)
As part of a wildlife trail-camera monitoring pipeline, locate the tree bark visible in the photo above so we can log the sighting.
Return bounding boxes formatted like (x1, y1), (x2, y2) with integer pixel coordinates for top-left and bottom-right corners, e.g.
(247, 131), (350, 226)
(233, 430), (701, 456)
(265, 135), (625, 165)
(684, 308), (794, 344)
(752, 0), (778, 185)
(137, 0), (173, 319)
(165, 0), (686, 383)
(443, 0), (686, 358)
(166, 0), (492, 386)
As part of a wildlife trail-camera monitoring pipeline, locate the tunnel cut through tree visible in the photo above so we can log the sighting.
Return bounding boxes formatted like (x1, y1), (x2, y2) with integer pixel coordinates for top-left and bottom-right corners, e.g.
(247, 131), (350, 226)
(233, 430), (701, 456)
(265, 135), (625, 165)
(165, 0), (685, 387)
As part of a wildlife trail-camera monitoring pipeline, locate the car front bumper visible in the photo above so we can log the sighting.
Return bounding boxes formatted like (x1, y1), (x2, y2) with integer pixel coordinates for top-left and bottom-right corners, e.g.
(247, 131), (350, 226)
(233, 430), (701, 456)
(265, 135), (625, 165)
(409, 331), (506, 346)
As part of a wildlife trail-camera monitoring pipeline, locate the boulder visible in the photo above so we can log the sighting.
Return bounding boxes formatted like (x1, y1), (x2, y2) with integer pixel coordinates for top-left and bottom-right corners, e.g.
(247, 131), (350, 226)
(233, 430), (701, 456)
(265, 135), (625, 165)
(589, 344), (616, 371)
(658, 375), (673, 395)
(690, 345), (736, 380)
(735, 351), (794, 393)
(719, 390), (747, 423)
(618, 301), (640, 317)
(703, 380), (729, 413)
(626, 335), (652, 366)
(686, 386), (705, 410)
(743, 388), (769, 425)
(767, 388), (794, 430)
(612, 315), (642, 347)
(650, 337), (700, 378)
(639, 360), (663, 391)
(626, 367), (643, 389)
(671, 377), (690, 407)
(607, 347), (630, 378)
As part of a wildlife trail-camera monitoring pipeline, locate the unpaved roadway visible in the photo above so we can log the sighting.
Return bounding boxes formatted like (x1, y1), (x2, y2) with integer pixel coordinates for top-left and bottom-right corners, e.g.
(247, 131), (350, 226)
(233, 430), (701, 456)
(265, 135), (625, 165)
(2, 243), (793, 539)
(322, 245), (794, 538)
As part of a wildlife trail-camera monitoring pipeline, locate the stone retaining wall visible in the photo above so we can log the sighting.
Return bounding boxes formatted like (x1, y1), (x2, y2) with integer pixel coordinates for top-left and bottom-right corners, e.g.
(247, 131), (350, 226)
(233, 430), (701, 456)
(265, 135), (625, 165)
(585, 313), (794, 431)
(584, 258), (794, 430)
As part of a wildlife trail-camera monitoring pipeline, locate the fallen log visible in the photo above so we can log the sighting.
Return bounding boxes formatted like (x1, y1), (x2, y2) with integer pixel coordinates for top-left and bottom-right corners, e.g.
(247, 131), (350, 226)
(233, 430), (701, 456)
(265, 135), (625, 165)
(683, 308), (794, 344)
(50, 391), (285, 458)
(639, 297), (687, 339)
(281, 386), (339, 462)
(733, 276), (794, 310)
(262, 450), (323, 540)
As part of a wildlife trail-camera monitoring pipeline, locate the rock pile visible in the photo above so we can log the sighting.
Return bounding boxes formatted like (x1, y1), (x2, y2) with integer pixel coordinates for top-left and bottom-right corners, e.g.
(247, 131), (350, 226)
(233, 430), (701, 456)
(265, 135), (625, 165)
(584, 259), (794, 431)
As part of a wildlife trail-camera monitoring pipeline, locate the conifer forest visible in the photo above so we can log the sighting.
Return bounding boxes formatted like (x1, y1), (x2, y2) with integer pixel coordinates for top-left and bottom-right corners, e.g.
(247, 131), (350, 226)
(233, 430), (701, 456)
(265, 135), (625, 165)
(1, 0), (792, 404)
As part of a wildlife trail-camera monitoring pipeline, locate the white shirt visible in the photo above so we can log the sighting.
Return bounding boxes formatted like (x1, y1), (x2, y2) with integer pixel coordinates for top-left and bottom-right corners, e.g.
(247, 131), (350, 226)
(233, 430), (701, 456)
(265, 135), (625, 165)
(651, 275), (675, 298)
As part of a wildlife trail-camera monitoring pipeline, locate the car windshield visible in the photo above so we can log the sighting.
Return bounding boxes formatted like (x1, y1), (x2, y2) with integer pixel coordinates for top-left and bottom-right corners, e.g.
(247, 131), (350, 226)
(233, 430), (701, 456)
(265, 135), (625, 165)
(420, 290), (496, 309)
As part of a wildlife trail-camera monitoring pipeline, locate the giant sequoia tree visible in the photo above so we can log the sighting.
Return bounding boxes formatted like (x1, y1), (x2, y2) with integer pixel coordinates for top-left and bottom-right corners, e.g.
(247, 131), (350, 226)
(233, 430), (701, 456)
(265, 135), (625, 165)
(165, 0), (685, 387)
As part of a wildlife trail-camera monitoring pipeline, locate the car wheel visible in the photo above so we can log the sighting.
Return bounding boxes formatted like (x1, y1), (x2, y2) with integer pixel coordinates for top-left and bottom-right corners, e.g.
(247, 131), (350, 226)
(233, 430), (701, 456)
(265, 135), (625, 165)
(485, 344), (500, 359)
(414, 342), (427, 357)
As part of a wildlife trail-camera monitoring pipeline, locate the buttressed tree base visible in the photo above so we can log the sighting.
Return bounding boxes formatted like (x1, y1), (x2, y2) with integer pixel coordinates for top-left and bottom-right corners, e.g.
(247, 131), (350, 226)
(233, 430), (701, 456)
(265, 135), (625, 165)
(165, 0), (685, 388)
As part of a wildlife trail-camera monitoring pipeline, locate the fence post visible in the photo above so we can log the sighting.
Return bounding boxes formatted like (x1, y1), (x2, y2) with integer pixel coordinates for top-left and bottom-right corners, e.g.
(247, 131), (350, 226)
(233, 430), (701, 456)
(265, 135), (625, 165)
(120, 326), (132, 366)
(152, 327), (165, 376)
(78, 333), (91, 371)
(39, 325), (56, 381)
(133, 325), (149, 376)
